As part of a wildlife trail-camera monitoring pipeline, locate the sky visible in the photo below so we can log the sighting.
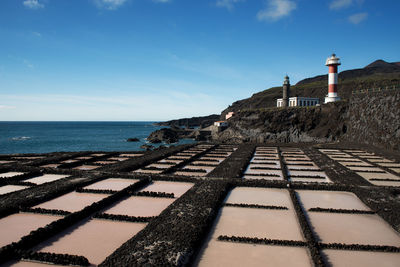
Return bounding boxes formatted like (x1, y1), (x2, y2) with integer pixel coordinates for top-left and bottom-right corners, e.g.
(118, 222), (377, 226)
(0, 0), (399, 121)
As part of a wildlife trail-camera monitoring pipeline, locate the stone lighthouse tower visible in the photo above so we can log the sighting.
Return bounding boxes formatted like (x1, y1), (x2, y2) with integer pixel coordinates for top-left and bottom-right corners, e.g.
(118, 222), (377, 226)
(324, 53), (341, 103)
(282, 75), (290, 107)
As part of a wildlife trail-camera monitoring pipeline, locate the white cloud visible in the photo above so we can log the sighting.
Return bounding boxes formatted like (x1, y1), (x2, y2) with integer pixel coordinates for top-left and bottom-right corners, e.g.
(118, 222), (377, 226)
(32, 31), (42, 37)
(348, 12), (368, 24)
(93, 0), (128, 10)
(23, 0), (44, 9)
(257, 0), (296, 22)
(152, 0), (171, 3)
(329, 0), (352, 10)
(23, 59), (34, 69)
(329, 0), (364, 10)
(0, 105), (16, 110)
(216, 0), (245, 10)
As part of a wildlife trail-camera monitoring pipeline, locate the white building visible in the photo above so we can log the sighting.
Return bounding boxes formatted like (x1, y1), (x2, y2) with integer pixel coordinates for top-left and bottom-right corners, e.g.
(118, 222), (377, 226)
(225, 112), (235, 120)
(277, 97), (320, 107)
(214, 121), (228, 127)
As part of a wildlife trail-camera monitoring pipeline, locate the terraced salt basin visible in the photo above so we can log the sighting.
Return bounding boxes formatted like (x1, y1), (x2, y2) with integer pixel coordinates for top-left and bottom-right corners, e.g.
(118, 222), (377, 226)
(35, 218), (146, 265)
(0, 213), (61, 247)
(191, 160), (219, 166)
(34, 192), (109, 212)
(0, 172), (25, 178)
(0, 185), (29, 195)
(133, 169), (163, 174)
(183, 165), (215, 172)
(339, 161), (372, 167)
(73, 165), (100, 171)
(211, 207), (304, 240)
(356, 171), (400, 186)
(84, 178), (139, 191)
(288, 170), (327, 178)
(0, 160), (15, 164)
(296, 190), (370, 210)
(40, 164), (61, 168)
(140, 181), (193, 197)
(7, 261), (65, 266)
(225, 187), (292, 207)
(25, 174), (70, 185)
(195, 187), (308, 267)
(308, 212), (400, 246)
(195, 241), (311, 267)
(290, 177), (331, 183)
(248, 162), (280, 169)
(322, 249), (400, 267)
(286, 164), (320, 170)
(103, 196), (175, 217)
(174, 170), (207, 177)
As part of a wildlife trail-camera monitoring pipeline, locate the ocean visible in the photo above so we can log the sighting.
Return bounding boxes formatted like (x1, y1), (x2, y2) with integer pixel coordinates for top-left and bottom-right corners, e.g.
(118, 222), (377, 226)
(0, 121), (196, 154)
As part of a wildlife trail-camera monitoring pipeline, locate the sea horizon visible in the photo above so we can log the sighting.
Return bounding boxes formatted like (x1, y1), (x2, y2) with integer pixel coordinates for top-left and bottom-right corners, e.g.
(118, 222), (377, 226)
(0, 121), (195, 154)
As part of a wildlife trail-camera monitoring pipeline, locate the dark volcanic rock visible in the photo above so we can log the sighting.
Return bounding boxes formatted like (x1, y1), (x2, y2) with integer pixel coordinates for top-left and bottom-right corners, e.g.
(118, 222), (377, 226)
(157, 114), (220, 128)
(127, 138), (140, 142)
(140, 144), (154, 150)
(147, 128), (179, 144)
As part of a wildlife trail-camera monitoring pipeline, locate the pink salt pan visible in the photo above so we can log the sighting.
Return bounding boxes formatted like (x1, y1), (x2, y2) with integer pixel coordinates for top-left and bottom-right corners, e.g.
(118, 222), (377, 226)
(195, 241), (312, 267)
(225, 187), (292, 208)
(34, 192), (109, 212)
(0, 172), (25, 178)
(322, 249), (400, 267)
(211, 207), (304, 241)
(36, 219), (146, 265)
(25, 174), (70, 185)
(84, 178), (139, 191)
(308, 213), (400, 246)
(0, 185), (29, 195)
(103, 196), (175, 217)
(7, 261), (65, 267)
(73, 165), (99, 171)
(0, 213), (61, 247)
(296, 190), (370, 211)
(140, 181), (194, 197)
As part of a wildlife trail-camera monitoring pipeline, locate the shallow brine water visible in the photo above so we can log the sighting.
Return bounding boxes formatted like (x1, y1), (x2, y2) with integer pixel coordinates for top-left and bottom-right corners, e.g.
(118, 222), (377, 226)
(0, 185), (29, 195)
(308, 213), (400, 246)
(0, 213), (61, 247)
(210, 207), (304, 241)
(140, 181), (194, 197)
(103, 196), (175, 217)
(322, 249), (400, 267)
(84, 178), (139, 191)
(35, 218), (146, 265)
(296, 190), (370, 211)
(25, 174), (70, 185)
(34, 192), (109, 212)
(225, 187), (292, 208)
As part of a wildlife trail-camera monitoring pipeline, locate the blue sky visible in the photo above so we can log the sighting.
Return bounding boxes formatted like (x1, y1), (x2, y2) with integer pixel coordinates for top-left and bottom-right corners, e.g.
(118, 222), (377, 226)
(0, 0), (399, 121)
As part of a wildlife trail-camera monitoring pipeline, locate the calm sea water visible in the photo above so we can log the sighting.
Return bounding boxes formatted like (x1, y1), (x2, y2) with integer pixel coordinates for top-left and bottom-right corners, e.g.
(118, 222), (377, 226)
(0, 121), (196, 154)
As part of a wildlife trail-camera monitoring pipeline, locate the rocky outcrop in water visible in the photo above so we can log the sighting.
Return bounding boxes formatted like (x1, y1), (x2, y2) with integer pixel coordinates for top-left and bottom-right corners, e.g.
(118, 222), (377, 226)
(147, 128), (179, 144)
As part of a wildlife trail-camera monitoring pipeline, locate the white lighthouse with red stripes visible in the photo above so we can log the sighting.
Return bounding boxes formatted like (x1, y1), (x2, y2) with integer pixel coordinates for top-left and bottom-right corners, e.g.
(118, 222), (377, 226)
(324, 53), (341, 103)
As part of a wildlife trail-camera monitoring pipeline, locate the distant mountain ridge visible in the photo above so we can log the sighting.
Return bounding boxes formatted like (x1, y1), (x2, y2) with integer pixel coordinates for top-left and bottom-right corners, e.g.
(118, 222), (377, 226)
(296, 59), (400, 86)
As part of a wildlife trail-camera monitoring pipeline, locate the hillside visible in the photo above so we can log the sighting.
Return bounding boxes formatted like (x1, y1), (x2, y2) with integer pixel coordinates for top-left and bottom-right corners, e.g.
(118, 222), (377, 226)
(221, 59), (400, 117)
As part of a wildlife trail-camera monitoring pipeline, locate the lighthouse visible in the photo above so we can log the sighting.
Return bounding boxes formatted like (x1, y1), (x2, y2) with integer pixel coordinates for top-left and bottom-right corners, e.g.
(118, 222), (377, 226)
(282, 75), (290, 107)
(324, 53), (341, 103)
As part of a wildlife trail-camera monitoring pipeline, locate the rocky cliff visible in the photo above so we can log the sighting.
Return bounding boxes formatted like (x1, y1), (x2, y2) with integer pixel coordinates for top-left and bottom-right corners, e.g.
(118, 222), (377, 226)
(217, 102), (348, 143)
(345, 90), (400, 151)
(216, 89), (400, 151)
